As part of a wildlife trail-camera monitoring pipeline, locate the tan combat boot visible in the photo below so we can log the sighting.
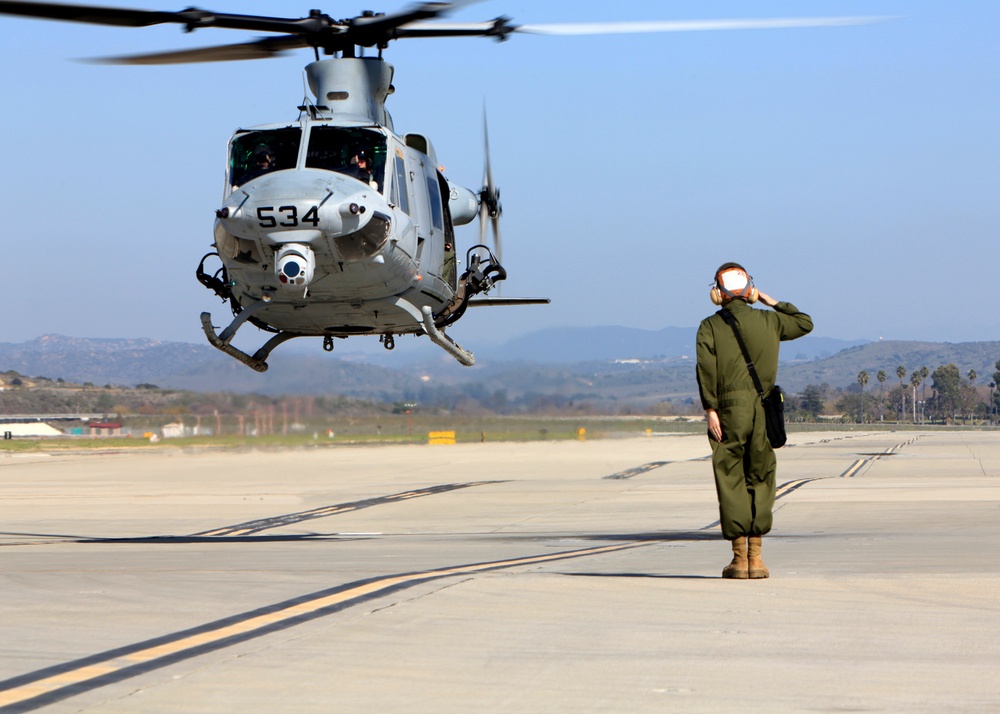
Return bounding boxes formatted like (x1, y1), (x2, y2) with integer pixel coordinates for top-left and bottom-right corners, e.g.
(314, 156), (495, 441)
(747, 536), (769, 579)
(722, 536), (749, 579)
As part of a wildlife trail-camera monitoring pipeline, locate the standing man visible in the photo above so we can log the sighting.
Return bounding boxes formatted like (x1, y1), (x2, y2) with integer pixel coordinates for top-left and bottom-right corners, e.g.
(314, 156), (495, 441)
(695, 262), (813, 579)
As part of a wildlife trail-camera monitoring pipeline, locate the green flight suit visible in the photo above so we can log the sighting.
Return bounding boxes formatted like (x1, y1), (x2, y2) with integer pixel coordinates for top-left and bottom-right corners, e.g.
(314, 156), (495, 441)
(695, 298), (813, 540)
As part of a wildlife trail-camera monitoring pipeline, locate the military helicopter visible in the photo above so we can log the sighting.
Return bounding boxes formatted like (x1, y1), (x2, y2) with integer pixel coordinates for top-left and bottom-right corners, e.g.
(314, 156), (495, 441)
(0, 2), (885, 370)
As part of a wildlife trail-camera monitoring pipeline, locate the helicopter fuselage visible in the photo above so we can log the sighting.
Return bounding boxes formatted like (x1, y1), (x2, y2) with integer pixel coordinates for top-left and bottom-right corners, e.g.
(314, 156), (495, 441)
(198, 58), (496, 367)
(214, 122), (456, 336)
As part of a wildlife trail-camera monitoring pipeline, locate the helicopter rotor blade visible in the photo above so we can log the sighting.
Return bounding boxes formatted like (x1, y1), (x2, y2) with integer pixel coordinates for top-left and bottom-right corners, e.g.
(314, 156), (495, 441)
(0, 0), (470, 59)
(0, 0), (183, 27)
(88, 35), (310, 64)
(491, 209), (502, 274)
(478, 199), (488, 246)
(481, 109), (501, 266)
(347, 2), (470, 46)
(482, 111), (493, 206)
(397, 15), (891, 41)
(0, 1), (335, 33)
(0, 2), (892, 64)
(511, 16), (893, 36)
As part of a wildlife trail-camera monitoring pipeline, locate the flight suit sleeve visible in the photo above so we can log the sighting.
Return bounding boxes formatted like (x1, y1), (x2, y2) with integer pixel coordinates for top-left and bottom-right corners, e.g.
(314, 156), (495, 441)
(773, 301), (813, 341)
(695, 319), (718, 411)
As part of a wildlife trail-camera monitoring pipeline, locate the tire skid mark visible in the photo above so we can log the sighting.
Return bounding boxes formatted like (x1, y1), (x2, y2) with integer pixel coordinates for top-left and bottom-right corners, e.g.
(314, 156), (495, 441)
(0, 541), (642, 713)
(603, 461), (671, 480)
(194, 481), (505, 537)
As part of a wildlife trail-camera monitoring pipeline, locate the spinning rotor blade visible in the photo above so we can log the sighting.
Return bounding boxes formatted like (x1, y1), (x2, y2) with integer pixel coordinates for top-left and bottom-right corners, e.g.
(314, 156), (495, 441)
(512, 16), (892, 36)
(0, 0), (468, 62)
(89, 35), (309, 64)
(0, 0), (181, 27)
(0, 1), (334, 33)
(0, 2), (891, 63)
(346, 2), (467, 46)
(389, 15), (891, 41)
(479, 111), (502, 266)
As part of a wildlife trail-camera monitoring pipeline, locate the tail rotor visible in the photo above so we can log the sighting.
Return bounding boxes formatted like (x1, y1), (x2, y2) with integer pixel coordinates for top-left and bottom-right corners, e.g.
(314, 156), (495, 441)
(479, 111), (503, 268)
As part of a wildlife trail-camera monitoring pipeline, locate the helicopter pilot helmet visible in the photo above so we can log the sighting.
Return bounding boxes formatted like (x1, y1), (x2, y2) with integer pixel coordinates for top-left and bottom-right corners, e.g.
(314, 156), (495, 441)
(710, 262), (758, 305)
(251, 144), (276, 167)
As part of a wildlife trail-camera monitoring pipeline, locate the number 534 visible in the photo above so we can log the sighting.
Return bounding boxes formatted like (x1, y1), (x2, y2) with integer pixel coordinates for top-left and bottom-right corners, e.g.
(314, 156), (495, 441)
(257, 205), (320, 228)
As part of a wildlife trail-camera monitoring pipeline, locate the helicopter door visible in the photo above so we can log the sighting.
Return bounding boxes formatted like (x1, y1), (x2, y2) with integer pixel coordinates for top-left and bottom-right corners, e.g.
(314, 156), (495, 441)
(415, 160), (446, 279)
(435, 171), (456, 289)
(408, 157), (432, 264)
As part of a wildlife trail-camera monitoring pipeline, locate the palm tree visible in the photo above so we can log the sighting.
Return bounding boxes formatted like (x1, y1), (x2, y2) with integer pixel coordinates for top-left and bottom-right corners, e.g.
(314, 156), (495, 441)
(910, 371), (923, 423)
(857, 370), (869, 423)
(993, 361), (1000, 422)
(896, 365), (907, 423)
(968, 370), (978, 423)
(876, 370), (887, 421)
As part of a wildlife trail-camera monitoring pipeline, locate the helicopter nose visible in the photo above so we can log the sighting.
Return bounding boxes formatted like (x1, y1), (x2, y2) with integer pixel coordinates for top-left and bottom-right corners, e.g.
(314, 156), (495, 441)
(214, 170), (377, 239)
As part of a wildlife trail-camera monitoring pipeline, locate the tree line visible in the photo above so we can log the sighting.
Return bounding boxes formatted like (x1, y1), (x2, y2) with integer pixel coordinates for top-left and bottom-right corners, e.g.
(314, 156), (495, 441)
(786, 361), (1000, 424)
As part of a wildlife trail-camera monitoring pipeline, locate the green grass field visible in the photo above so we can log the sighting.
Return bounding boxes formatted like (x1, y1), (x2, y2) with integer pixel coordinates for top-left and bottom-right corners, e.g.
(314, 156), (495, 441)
(1, 415), (700, 452)
(3, 414), (994, 454)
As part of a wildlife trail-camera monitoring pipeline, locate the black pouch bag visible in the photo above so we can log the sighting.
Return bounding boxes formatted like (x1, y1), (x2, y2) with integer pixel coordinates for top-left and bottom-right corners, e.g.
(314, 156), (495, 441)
(762, 384), (787, 449)
(719, 309), (787, 449)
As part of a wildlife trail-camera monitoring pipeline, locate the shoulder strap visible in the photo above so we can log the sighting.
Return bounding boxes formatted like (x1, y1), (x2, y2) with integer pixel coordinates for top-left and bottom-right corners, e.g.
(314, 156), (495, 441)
(718, 309), (765, 397)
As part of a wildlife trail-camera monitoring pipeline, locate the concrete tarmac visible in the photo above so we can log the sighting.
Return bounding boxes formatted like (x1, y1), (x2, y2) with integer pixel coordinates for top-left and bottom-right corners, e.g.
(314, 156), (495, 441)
(1, 430), (998, 712)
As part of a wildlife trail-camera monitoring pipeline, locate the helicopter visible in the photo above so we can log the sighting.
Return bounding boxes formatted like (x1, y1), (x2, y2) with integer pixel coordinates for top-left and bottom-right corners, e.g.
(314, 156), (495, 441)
(0, 2), (886, 370)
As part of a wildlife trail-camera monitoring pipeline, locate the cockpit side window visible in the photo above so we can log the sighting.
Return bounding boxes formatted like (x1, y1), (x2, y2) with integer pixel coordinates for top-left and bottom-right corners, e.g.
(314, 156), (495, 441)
(391, 153), (410, 215)
(230, 128), (300, 188)
(425, 171), (443, 232)
(306, 127), (387, 193)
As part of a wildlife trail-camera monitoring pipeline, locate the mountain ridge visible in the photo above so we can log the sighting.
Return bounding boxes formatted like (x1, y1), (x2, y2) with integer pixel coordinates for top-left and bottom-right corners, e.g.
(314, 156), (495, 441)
(1, 331), (996, 407)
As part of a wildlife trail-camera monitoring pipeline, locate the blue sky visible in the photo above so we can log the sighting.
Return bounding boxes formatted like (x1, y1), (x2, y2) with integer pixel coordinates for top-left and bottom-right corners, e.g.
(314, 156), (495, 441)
(1, 1), (998, 355)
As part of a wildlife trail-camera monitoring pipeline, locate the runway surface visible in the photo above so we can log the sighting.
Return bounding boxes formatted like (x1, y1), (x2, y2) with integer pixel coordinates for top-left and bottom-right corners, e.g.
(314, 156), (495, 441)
(1, 430), (998, 712)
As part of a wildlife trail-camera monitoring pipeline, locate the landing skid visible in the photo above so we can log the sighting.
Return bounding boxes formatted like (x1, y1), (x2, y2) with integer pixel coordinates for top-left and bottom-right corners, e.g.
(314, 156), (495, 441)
(200, 301), (302, 372)
(421, 306), (475, 366)
(201, 293), (482, 370)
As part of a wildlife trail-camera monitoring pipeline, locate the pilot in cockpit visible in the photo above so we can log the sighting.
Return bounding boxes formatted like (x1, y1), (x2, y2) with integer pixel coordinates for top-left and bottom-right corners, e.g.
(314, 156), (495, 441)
(242, 144), (276, 183)
(345, 147), (373, 185)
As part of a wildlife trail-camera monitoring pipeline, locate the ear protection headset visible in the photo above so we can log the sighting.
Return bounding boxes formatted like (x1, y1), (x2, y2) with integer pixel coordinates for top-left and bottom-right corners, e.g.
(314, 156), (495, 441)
(710, 263), (758, 305)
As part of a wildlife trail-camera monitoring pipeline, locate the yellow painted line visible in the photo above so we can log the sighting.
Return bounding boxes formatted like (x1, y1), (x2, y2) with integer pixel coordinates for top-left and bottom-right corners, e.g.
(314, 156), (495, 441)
(775, 478), (812, 498)
(0, 541), (639, 711)
(841, 459), (867, 478)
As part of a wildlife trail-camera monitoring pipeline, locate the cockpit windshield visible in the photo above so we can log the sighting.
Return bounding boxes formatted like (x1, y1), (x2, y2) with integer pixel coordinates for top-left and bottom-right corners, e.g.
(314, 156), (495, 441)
(306, 127), (387, 193)
(229, 128), (300, 188)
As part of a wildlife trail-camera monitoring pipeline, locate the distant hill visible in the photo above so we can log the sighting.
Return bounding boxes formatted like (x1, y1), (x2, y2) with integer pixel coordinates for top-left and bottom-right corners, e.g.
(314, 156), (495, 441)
(0, 335), (219, 385)
(1, 333), (997, 408)
(488, 325), (865, 363)
(0, 335), (418, 400)
(778, 340), (1000, 393)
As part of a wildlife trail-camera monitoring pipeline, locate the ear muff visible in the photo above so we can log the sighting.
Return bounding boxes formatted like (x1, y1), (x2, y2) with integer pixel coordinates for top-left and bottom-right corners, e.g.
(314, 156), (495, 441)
(710, 286), (724, 305)
(746, 286), (759, 304)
